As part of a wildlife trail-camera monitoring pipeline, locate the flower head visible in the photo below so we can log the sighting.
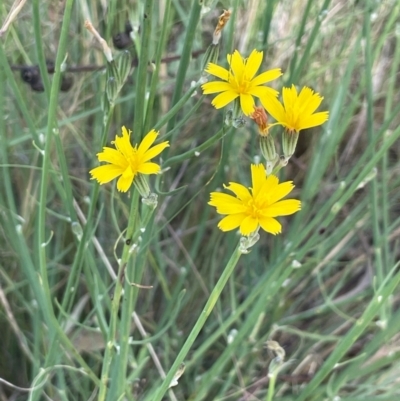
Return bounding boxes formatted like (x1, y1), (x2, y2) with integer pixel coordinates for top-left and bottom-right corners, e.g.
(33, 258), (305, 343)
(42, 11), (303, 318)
(90, 126), (169, 193)
(209, 164), (301, 236)
(265, 85), (329, 133)
(202, 49), (282, 116)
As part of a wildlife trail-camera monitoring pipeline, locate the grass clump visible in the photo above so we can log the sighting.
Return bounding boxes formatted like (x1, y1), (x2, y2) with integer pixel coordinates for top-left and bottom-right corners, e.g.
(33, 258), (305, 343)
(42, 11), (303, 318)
(1, 1), (400, 400)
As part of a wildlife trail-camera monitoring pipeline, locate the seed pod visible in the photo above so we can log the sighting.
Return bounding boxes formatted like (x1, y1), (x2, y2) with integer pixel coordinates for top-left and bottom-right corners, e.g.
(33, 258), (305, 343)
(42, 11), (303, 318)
(46, 59), (55, 73)
(30, 79), (45, 92)
(60, 74), (74, 92)
(21, 66), (41, 85)
(113, 31), (132, 50)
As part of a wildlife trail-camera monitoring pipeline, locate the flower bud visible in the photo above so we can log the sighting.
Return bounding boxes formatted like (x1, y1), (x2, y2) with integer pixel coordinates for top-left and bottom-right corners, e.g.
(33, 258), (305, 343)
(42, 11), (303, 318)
(260, 135), (278, 174)
(202, 44), (219, 73)
(251, 107), (278, 173)
(133, 173), (151, 198)
(101, 91), (110, 115)
(282, 130), (299, 162)
(106, 76), (119, 105)
(116, 50), (132, 86)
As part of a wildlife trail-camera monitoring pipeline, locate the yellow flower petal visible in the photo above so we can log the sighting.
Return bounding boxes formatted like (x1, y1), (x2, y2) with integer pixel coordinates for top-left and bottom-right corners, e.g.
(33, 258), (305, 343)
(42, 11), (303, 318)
(282, 85), (297, 108)
(138, 162), (161, 175)
(205, 63), (230, 80)
(240, 93), (256, 116)
(142, 141), (170, 162)
(90, 164), (122, 183)
(239, 215), (259, 236)
(114, 127), (133, 159)
(251, 164), (267, 198)
(202, 81), (234, 94)
(299, 88), (323, 115)
(264, 95), (286, 123)
(225, 182), (251, 201)
(250, 68), (282, 86)
(211, 91), (239, 109)
(255, 175), (280, 203)
(229, 50), (245, 81)
(262, 199), (301, 217)
(209, 192), (246, 214)
(97, 147), (127, 167)
(138, 129), (158, 155)
(249, 85), (279, 100)
(117, 172), (134, 192)
(244, 50), (263, 81)
(267, 181), (295, 204)
(299, 111), (329, 130)
(258, 216), (282, 235)
(218, 214), (246, 231)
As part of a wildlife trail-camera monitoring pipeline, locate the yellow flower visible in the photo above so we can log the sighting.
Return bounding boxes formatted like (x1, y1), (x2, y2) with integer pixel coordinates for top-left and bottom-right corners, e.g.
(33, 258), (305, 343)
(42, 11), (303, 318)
(202, 49), (282, 116)
(90, 126), (169, 193)
(209, 164), (301, 236)
(265, 85), (329, 132)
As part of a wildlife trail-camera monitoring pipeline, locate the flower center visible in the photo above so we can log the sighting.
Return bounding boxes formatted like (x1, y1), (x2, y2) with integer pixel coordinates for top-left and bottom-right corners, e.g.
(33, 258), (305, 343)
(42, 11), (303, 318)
(246, 198), (262, 218)
(128, 149), (140, 172)
(237, 77), (250, 94)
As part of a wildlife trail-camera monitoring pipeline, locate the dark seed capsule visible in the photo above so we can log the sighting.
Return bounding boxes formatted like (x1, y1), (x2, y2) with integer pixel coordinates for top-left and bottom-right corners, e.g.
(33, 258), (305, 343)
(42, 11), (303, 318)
(46, 59), (55, 74)
(125, 21), (133, 34)
(30, 79), (45, 92)
(113, 32), (132, 50)
(21, 66), (41, 85)
(60, 74), (74, 92)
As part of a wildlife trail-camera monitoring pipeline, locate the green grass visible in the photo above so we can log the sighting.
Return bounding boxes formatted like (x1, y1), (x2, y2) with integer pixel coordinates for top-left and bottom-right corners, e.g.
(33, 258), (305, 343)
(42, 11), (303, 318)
(1, 0), (400, 400)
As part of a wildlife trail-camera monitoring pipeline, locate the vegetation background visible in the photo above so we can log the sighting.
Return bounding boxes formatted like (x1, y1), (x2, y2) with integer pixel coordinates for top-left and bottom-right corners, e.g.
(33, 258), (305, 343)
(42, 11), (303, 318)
(1, 0), (400, 400)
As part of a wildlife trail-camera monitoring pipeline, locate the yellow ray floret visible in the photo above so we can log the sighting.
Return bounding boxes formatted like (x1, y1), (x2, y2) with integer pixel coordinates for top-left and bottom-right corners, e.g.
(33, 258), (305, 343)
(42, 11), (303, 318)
(202, 49), (282, 116)
(265, 85), (329, 132)
(90, 126), (169, 193)
(209, 164), (301, 236)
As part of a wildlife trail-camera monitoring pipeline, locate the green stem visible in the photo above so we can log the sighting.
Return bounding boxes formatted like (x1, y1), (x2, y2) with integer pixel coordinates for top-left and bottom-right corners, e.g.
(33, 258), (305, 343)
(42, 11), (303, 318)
(296, 263), (400, 401)
(166, 0), (202, 135)
(152, 243), (243, 401)
(98, 190), (140, 401)
(265, 373), (276, 401)
(363, 0), (385, 323)
(143, 0), (173, 134)
(60, 105), (114, 315)
(114, 204), (157, 394)
(0, 44), (39, 144)
(132, 0), (154, 140)
(153, 82), (201, 132)
(37, 0), (74, 318)
(164, 126), (228, 168)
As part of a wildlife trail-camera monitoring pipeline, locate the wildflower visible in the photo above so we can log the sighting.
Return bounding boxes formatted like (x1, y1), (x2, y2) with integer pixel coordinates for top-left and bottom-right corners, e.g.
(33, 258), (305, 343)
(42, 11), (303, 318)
(265, 85), (329, 159)
(265, 85), (329, 133)
(209, 164), (301, 236)
(90, 126), (169, 194)
(202, 49), (282, 116)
